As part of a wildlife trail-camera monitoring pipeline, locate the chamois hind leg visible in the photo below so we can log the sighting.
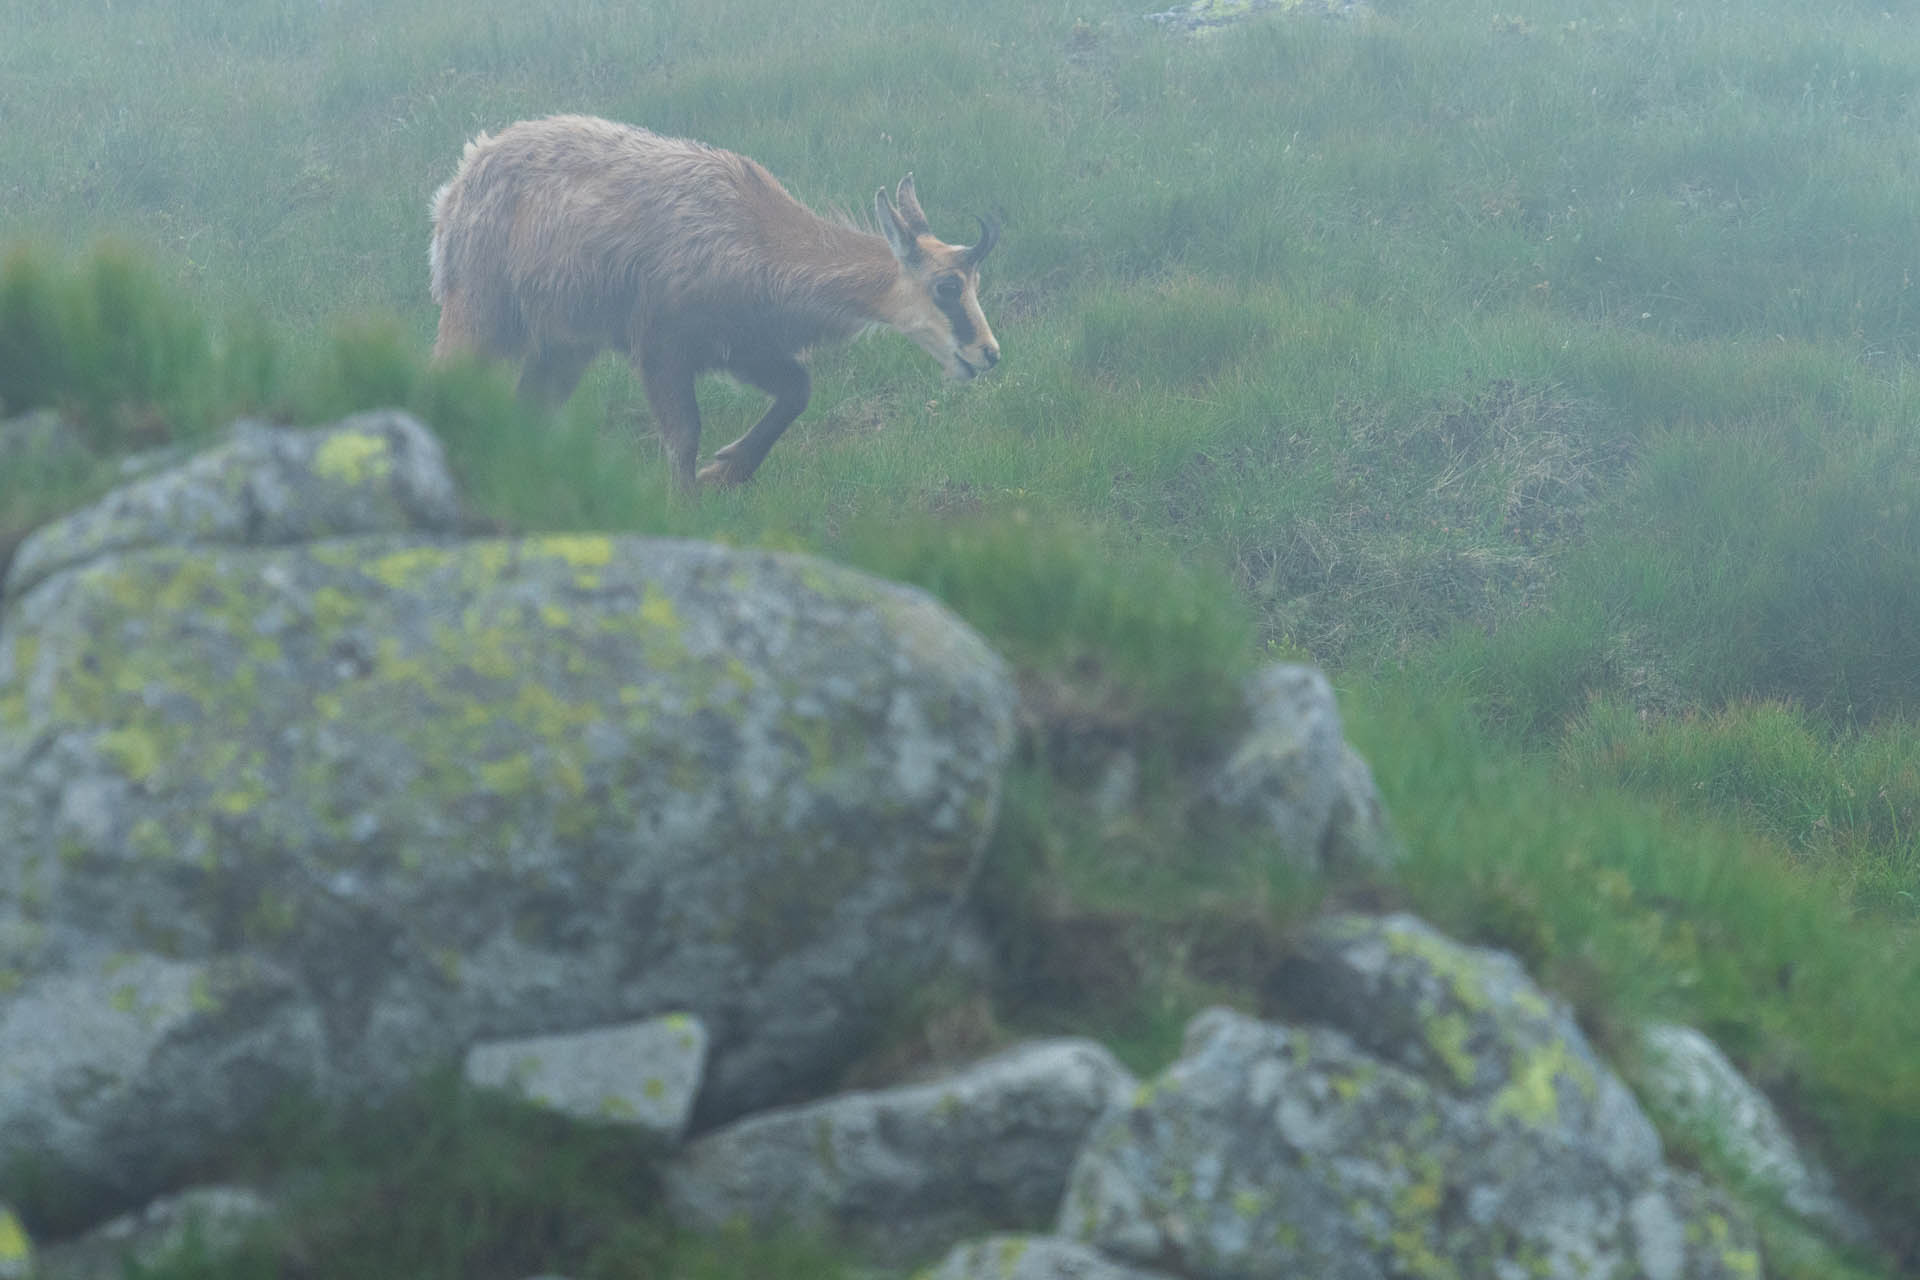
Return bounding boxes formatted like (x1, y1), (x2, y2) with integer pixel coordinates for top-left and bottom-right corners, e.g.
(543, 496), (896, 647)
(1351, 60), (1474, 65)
(517, 341), (597, 411)
(698, 353), (810, 487)
(431, 294), (481, 364)
(634, 344), (704, 493)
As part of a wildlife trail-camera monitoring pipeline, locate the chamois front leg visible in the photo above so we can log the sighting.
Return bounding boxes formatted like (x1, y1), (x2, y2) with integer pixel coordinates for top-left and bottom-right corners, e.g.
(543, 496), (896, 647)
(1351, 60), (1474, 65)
(698, 353), (811, 487)
(634, 344), (704, 493)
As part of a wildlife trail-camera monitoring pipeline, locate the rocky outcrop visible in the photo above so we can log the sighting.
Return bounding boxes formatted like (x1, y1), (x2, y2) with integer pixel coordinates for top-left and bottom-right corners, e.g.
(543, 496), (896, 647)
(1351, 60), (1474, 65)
(2, 411), (1779, 1280)
(666, 1039), (1138, 1265)
(1270, 912), (1660, 1175)
(1056, 918), (1763, 1280)
(1638, 1022), (1875, 1252)
(0, 415), (1017, 1221)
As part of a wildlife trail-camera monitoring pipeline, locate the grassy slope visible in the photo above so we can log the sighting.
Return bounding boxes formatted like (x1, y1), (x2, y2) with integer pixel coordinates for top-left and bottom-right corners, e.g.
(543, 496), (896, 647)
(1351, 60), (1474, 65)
(3, 0), (1919, 1275)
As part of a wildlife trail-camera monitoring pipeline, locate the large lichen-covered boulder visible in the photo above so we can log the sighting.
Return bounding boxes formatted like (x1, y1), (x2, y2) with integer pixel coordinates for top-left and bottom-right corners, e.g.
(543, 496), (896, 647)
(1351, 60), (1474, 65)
(0, 424), (1016, 1220)
(1060, 920), (1763, 1279)
(666, 1039), (1138, 1266)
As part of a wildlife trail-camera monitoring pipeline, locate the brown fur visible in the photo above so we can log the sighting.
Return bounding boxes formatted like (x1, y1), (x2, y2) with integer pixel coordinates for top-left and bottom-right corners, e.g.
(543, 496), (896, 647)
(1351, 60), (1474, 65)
(429, 114), (1000, 489)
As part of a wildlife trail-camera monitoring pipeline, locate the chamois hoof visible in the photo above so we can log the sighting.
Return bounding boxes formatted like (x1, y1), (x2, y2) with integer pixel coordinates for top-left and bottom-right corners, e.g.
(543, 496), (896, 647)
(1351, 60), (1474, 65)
(697, 458), (753, 487)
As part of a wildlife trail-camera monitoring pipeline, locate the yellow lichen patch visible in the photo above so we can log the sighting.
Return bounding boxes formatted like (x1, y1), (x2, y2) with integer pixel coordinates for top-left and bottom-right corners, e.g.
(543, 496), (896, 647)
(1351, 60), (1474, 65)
(444, 617), (519, 682)
(312, 430), (393, 486)
(536, 534), (613, 567)
(540, 604), (571, 628)
(215, 789), (259, 816)
(0, 1204), (32, 1269)
(643, 1077), (667, 1101)
(507, 682), (600, 747)
(1385, 924), (1494, 1013)
(188, 971), (220, 1014)
(310, 586), (361, 632)
(1426, 1011), (1478, 1088)
(1326, 1054), (1377, 1102)
(151, 555), (240, 618)
(430, 949), (463, 985)
(1489, 1039), (1593, 1128)
(1387, 1226), (1460, 1280)
(639, 590), (681, 632)
(244, 891), (298, 942)
(478, 754), (536, 796)
(367, 546), (452, 589)
(597, 1095), (639, 1121)
(0, 631), (36, 728)
(100, 725), (164, 782)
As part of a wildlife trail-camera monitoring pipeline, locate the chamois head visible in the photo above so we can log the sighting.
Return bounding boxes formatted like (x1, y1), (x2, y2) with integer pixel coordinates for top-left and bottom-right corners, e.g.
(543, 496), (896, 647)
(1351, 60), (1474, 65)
(874, 175), (1001, 382)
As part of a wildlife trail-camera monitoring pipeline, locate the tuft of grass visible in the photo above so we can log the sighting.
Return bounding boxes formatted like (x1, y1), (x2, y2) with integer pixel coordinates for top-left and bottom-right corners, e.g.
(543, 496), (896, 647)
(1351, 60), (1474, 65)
(841, 509), (1256, 757)
(0, 242), (238, 452)
(1562, 697), (1920, 919)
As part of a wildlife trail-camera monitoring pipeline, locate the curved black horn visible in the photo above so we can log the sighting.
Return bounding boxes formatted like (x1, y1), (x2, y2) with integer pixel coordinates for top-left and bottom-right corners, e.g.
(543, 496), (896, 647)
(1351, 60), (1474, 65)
(966, 213), (1001, 265)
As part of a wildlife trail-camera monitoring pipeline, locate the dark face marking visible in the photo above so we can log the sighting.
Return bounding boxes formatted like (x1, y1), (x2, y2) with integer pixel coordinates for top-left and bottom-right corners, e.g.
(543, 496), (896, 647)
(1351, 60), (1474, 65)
(932, 272), (976, 345)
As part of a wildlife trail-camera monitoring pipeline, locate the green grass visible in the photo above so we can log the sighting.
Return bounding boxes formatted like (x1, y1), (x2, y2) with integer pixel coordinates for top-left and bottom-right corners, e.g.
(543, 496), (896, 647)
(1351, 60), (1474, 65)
(5, 0), (1920, 1273)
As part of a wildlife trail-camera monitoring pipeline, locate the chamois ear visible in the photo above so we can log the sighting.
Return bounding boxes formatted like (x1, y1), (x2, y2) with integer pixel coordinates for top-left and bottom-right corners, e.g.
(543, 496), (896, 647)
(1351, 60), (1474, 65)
(964, 213), (1001, 267)
(894, 174), (933, 236)
(876, 187), (920, 265)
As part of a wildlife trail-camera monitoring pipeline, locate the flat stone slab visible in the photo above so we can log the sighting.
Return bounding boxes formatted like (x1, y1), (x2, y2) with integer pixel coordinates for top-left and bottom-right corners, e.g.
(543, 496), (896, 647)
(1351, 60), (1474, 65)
(465, 1013), (708, 1141)
(920, 1235), (1176, 1280)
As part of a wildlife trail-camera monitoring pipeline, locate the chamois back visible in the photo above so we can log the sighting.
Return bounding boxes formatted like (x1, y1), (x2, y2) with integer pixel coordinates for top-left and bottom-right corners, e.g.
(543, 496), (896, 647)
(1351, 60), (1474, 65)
(429, 115), (1000, 489)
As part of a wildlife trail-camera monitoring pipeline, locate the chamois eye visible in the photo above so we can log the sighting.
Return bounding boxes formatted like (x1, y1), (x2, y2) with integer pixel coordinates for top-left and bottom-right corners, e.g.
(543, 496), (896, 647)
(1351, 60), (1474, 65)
(933, 274), (965, 304)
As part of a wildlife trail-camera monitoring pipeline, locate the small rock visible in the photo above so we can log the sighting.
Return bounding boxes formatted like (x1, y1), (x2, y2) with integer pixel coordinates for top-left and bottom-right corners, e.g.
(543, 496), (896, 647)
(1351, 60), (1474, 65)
(667, 1039), (1138, 1265)
(465, 1013), (709, 1142)
(920, 1235), (1176, 1280)
(1199, 664), (1393, 875)
(34, 1186), (273, 1280)
(1639, 1023), (1875, 1251)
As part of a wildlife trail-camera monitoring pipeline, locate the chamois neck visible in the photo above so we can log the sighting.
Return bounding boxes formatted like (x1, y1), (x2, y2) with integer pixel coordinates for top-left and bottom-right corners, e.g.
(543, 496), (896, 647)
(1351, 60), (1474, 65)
(765, 217), (903, 332)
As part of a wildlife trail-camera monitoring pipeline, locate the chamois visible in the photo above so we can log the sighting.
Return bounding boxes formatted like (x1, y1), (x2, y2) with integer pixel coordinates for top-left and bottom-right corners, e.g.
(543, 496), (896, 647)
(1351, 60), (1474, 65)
(428, 114), (1001, 490)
